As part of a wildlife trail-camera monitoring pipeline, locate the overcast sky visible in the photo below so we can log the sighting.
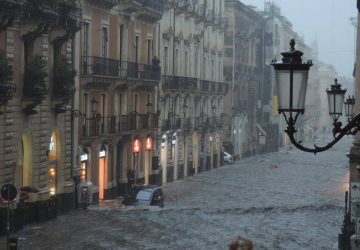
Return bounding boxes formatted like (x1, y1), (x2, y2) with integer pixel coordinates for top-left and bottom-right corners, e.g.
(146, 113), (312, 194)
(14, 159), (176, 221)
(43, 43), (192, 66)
(240, 0), (357, 77)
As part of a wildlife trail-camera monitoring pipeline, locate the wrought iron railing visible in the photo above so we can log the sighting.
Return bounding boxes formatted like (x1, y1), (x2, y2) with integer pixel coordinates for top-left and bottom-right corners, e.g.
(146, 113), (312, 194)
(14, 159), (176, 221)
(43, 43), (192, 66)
(162, 75), (198, 90)
(82, 56), (161, 81)
(81, 113), (158, 137)
(137, 0), (165, 13)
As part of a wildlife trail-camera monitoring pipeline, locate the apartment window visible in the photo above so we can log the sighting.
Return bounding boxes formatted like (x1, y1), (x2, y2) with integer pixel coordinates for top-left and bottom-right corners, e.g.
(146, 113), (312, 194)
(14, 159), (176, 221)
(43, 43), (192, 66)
(147, 39), (152, 65)
(203, 57), (206, 79)
(134, 94), (138, 113)
(175, 48), (179, 75)
(118, 93), (122, 115)
(82, 93), (88, 117)
(211, 59), (215, 80)
(100, 94), (106, 117)
(119, 24), (124, 61)
(135, 35), (140, 63)
(146, 94), (151, 113)
(185, 51), (189, 76)
(218, 61), (222, 81)
(164, 47), (168, 74)
(102, 27), (108, 58)
(83, 22), (90, 59)
(195, 49), (199, 78)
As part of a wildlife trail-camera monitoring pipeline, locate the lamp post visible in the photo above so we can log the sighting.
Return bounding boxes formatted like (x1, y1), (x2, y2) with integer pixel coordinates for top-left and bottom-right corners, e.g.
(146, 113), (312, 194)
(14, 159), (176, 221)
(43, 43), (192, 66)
(271, 39), (360, 154)
(345, 95), (356, 122)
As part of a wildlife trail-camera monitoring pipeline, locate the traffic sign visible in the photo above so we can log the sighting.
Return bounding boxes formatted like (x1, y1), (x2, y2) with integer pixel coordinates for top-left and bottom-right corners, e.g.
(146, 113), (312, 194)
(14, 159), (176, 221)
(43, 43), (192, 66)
(1, 184), (17, 201)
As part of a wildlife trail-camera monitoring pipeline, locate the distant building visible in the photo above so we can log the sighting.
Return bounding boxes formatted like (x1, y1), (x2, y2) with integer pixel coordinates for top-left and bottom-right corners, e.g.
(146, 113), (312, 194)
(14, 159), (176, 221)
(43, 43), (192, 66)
(158, 0), (228, 183)
(77, 0), (164, 201)
(224, 0), (266, 159)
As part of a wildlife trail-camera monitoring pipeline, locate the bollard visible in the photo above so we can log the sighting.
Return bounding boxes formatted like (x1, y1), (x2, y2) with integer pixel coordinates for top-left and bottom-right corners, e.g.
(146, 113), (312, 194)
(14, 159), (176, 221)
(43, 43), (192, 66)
(7, 237), (17, 250)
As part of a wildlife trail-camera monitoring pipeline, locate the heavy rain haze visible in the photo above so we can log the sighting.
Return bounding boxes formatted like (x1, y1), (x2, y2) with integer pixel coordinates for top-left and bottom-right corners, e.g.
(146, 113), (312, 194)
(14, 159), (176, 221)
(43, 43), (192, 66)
(241, 0), (357, 77)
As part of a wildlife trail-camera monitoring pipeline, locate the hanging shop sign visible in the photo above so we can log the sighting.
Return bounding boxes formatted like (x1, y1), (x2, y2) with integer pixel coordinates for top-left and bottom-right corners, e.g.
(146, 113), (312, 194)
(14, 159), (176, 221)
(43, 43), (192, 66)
(145, 136), (152, 151)
(133, 138), (140, 154)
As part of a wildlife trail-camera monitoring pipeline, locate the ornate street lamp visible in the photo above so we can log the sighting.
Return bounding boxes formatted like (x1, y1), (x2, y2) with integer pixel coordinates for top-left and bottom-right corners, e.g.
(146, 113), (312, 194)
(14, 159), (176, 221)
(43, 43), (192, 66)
(272, 39), (359, 154)
(344, 95), (355, 122)
(326, 79), (347, 122)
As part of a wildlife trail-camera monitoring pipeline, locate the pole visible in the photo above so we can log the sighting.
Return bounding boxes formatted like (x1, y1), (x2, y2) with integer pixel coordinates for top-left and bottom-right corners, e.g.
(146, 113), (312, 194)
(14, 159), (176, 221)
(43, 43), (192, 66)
(6, 187), (9, 242)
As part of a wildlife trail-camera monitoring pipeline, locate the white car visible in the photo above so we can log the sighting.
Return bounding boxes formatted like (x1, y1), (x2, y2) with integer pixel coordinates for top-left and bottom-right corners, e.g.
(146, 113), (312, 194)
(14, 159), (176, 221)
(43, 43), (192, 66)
(223, 152), (233, 164)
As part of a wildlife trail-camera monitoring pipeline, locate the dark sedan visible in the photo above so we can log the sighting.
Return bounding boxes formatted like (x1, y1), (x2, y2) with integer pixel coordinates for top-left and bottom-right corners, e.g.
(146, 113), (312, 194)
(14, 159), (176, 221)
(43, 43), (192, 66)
(122, 185), (165, 207)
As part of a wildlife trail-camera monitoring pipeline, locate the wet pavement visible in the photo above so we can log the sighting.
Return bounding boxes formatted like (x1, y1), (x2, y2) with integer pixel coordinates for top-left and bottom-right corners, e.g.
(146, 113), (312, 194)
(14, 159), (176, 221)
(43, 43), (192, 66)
(0, 136), (352, 249)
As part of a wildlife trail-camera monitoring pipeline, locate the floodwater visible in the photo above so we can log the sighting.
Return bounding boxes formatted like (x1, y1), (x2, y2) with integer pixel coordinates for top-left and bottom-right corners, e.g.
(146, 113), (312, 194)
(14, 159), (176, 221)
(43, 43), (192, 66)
(0, 137), (352, 249)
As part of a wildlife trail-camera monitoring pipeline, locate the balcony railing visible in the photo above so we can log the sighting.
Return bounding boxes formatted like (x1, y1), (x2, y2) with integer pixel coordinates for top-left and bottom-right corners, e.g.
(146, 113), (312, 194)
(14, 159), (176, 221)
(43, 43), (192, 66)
(81, 113), (158, 137)
(137, 0), (165, 14)
(162, 75), (198, 90)
(200, 80), (210, 92)
(161, 119), (171, 131)
(128, 62), (161, 81)
(82, 56), (161, 81)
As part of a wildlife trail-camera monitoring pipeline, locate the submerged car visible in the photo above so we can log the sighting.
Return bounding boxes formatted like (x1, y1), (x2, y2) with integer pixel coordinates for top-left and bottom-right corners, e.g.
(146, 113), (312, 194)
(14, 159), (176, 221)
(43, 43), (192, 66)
(224, 151), (233, 164)
(122, 185), (165, 207)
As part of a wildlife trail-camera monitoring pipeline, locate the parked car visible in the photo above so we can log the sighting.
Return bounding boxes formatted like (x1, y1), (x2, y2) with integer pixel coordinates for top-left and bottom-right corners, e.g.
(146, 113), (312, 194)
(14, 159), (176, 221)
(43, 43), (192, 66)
(223, 151), (233, 164)
(122, 185), (165, 207)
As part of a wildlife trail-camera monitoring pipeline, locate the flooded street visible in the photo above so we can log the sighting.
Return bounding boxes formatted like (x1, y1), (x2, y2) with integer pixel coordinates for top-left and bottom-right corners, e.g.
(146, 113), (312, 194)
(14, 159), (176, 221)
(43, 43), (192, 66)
(0, 137), (351, 250)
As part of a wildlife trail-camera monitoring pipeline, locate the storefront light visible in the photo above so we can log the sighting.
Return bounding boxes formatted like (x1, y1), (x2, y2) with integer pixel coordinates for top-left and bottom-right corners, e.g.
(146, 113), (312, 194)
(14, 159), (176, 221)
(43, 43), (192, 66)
(80, 153), (88, 162)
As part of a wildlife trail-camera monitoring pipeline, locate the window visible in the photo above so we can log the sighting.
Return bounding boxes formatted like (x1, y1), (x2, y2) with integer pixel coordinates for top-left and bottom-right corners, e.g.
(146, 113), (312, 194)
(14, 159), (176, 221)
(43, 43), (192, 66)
(82, 94), (88, 117)
(164, 47), (168, 74)
(83, 22), (90, 59)
(134, 94), (138, 113)
(147, 94), (151, 113)
(175, 48), (179, 75)
(185, 51), (188, 76)
(136, 190), (152, 201)
(195, 49), (199, 77)
(119, 24), (124, 61)
(211, 59), (215, 80)
(147, 39), (152, 65)
(102, 27), (108, 58)
(135, 35), (140, 63)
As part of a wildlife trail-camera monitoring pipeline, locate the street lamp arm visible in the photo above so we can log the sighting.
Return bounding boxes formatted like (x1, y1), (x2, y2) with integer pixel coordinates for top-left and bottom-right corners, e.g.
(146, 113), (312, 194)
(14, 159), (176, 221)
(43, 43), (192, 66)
(285, 112), (360, 154)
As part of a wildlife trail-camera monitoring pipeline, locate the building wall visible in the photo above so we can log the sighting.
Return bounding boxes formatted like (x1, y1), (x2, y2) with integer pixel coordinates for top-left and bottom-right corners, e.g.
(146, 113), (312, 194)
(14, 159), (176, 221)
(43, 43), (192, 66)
(78, 1), (163, 200)
(159, 0), (227, 183)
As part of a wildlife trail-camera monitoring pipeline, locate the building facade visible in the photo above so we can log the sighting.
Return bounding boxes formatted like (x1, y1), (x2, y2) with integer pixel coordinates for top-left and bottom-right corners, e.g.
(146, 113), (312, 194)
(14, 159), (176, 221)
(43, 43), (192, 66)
(0, 0), (81, 231)
(77, 0), (164, 201)
(223, 0), (266, 159)
(159, 0), (228, 183)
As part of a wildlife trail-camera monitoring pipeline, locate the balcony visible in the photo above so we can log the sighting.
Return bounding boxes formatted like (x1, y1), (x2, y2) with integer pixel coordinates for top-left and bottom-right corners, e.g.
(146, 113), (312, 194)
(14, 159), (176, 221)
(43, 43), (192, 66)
(162, 75), (198, 91)
(82, 56), (161, 82)
(53, 58), (75, 103)
(161, 119), (171, 131)
(25, 0), (60, 24)
(85, 0), (120, 10)
(200, 80), (210, 92)
(0, 51), (16, 105)
(58, 1), (82, 30)
(195, 4), (207, 22)
(23, 56), (48, 102)
(0, 0), (26, 30)
(183, 117), (193, 130)
(81, 112), (158, 137)
(0, 82), (16, 105)
(128, 62), (161, 81)
(199, 80), (229, 95)
(81, 114), (136, 137)
(120, 0), (164, 22)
